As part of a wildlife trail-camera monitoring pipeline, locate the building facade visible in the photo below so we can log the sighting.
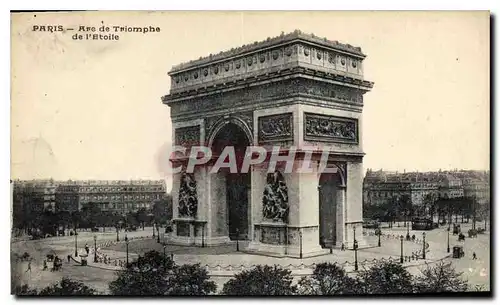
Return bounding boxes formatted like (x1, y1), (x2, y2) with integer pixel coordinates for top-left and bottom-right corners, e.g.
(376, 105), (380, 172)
(363, 169), (489, 210)
(56, 180), (167, 214)
(12, 179), (167, 217)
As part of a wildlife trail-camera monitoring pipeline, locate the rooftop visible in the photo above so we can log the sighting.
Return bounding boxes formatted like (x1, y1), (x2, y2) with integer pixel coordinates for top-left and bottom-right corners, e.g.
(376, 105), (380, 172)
(169, 30), (366, 73)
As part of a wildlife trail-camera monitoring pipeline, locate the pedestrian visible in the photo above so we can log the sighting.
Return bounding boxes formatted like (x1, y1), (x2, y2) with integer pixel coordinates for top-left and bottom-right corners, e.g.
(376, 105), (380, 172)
(43, 260), (48, 271)
(85, 244), (89, 255)
(24, 259), (32, 273)
(341, 243), (345, 251)
(67, 254), (71, 263)
(473, 252), (477, 260)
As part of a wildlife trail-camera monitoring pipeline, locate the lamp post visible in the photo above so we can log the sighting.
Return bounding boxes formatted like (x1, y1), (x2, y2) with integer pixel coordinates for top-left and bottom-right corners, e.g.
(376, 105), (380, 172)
(422, 232), (426, 260)
(330, 227), (334, 254)
(299, 230), (303, 259)
(354, 239), (358, 271)
(93, 235), (97, 263)
(163, 243), (167, 268)
(377, 229), (381, 247)
(406, 213), (410, 240)
(152, 222), (156, 239)
(236, 228), (240, 252)
(74, 226), (78, 257)
(400, 235), (404, 263)
(116, 226), (119, 242)
(157, 224), (160, 243)
(447, 227), (450, 253)
(125, 234), (129, 267)
(353, 225), (357, 250)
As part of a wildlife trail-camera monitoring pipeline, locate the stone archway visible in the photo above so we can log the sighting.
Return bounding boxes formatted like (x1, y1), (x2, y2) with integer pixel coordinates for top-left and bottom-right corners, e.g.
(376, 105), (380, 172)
(211, 122), (251, 240)
(318, 164), (346, 248)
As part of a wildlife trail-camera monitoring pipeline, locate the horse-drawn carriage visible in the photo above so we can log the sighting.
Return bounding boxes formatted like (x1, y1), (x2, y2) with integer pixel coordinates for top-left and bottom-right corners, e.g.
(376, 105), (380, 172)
(453, 224), (461, 235)
(453, 246), (465, 259)
(458, 232), (465, 241)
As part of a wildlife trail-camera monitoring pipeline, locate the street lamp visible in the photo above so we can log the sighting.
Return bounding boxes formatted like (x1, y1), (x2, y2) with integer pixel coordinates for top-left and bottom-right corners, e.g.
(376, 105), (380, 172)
(400, 235), (404, 264)
(236, 228), (240, 252)
(353, 225), (357, 250)
(74, 227), (78, 257)
(125, 234), (129, 267)
(447, 227), (450, 253)
(163, 243), (167, 268)
(157, 224), (160, 243)
(93, 235), (97, 263)
(406, 213), (410, 240)
(377, 229), (381, 247)
(354, 239), (359, 271)
(422, 232), (426, 260)
(152, 222), (156, 238)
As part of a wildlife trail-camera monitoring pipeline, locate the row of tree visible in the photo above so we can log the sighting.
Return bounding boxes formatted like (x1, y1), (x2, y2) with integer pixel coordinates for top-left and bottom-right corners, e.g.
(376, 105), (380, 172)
(364, 193), (489, 228)
(15, 250), (483, 296)
(15, 196), (173, 236)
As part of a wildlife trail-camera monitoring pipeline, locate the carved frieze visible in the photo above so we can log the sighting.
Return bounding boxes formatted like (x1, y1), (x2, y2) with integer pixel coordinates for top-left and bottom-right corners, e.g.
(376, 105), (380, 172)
(262, 171), (289, 223)
(174, 125), (200, 147)
(178, 171), (198, 218)
(169, 78), (364, 118)
(304, 113), (358, 144)
(258, 113), (293, 143)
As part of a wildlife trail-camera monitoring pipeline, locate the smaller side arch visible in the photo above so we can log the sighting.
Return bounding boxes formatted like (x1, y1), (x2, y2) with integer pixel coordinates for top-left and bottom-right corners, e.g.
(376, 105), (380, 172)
(206, 116), (254, 148)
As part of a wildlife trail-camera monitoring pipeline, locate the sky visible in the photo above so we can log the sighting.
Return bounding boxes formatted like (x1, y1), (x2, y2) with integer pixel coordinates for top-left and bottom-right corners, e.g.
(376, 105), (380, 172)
(10, 11), (490, 188)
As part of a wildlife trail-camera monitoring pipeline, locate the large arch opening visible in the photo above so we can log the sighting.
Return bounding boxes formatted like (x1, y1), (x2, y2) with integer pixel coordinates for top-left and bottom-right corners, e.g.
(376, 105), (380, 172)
(211, 123), (251, 240)
(318, 171), (343, 248)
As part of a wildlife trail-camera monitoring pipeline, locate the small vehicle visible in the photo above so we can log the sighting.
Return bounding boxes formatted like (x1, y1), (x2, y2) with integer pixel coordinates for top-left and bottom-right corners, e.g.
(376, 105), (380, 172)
(452, 245), (465, 258)
(46, 254), (55, 262)
(91, 227), (100, 232)
(468, 229), (478, 238)
(363, 220), (380, 229)
(453, 224), (460, 235)
(127, 226), (138, 232)
(412, 218), (435, 231)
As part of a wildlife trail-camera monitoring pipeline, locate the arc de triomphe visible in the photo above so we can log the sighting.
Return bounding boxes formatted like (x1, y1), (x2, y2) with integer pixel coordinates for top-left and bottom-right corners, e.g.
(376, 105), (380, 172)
(162, 30), (373, 257)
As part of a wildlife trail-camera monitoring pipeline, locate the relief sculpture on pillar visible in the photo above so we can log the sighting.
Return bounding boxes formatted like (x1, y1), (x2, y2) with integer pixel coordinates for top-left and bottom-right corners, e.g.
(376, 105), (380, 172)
(304, 113), (358, 144)
(258, 113), (293, 143)
(178, 171), (198, 218)
(175, 125), (200, 148)
(262, 171), (289, 223)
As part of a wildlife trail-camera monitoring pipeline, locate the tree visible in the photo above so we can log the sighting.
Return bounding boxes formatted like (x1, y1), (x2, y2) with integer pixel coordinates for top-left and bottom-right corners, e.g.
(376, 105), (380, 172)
(135, 208), (149, 230)
(358, 261), (414, 294)
(222, 265), (297, 296)
(38, 278), (97, 295)
(398, 194), (413, 226)
(414, 261), (468, 293)
(81, 202), (102, 229)
(297, 263), (362, 295)
(151, 198), (170, 225)
(109, 250), (215, 296)
(13, 284), (38, 296)
(166, 263), (217, 295)
(109, 250), (175, 296)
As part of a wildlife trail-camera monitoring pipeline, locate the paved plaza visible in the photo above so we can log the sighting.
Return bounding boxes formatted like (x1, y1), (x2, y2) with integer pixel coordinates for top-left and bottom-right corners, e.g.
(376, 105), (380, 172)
(11, 223), (489, 294)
